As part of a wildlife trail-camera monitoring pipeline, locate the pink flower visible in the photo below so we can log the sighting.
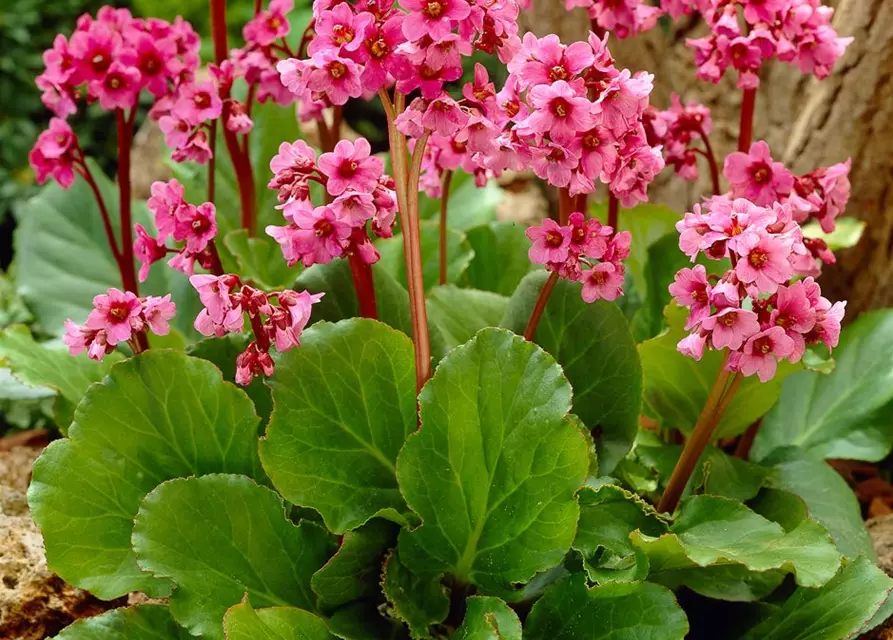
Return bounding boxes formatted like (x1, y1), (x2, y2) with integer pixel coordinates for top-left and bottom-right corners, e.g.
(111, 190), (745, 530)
(174, 81), (223, 124)
(30, 119), (77, 188)
(527, 218), (571, 265)
(63, 320), (114, 361)
(770, 280), (816, 359)
(309, 2), (373, 55)
(669, 265), (711, 329)
(525, 80), (594, 144)
(677, 332), (707, 360)
(134, 223), (168, 282)
(235, 342), (275, 385)
(89, 61), (141, 110)
(305, 50), (363, 105)
(816, 160), (851, 232)
(330, 192), (376, 226)
(171, 130), (213, 165)
(141, 295), (176, 335)
(402, 0), (472, 42)
(318, 138), (383, 196)
(581, 262), (624, 302)
(69, 22), (119, 84)
(147, 179), (185, 241)
(190, 274), (235, 323)
(723, 141), (794, 206)
(159, 116), (192, 150)
(568, 212), (610, 259)
(125, 33), (177, 97)
(530, 142), (579, 188)
(734, 229), (793, 294)
(195, 307), (245, 337)
(421, 95), (469, 137)
(270, 140), (317, 175)
(243, 0), (293, 46)
(701, 308), (761, 350)
(510, 34), (594, 88)
(85, 288), (141, 345)
(173, 202), (217, 253)
(289, 205), (353, 266)
(734, 326), (795, 382)
(807, 298), (846, 350)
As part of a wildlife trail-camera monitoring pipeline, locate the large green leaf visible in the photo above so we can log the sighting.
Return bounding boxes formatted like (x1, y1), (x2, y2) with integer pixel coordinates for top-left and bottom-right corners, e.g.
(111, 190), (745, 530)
(132, 474), (334, 639)
(381, 551), (449, 639)
(631, 495), (841, 592)
(224, 600), (335, 640)
(524, 574), (689, 640)
(311, 518), (398, 610)
(294, 260), (412, 338)
(0, 325), (120, 431)
(740, 557), (893, 640)
(396, 328), (589, 592)
(418, 170), (502, 230)
(28, 351), (262, 599)
(224, 229), (300, 291)
(426, 286), (507, 361)
(14, 161), (196, 338)
(501, 272), (642, 474)
(752, 310), (893, 462)
(378, 221), (474, 291)
(761, 448), (875, 560)
(454, 596), (522, 640)
(631, 232), (691, 342)
(638, 303), (799, 438)
(573, 484), (668, 583)
(462, 221), (533, 296)
(52, 604), (191, 639)
(261, 319), (416, 533)
(328, 602), (410, 640)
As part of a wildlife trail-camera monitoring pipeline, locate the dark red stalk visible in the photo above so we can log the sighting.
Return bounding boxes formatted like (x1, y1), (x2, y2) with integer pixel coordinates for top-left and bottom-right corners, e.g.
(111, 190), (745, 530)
(734, 419), (761, 459)
(738, 88), (757, 152)
(210, 0), (258, 236)
(608, 192), (619, 230)
(439, 170), (453, 286)
(76, 162), (121, 264)
(249, 312), (271, 351)
(208, 121), (217, 204)
(115, 109), (139, 295)
(696, 124), (721, 196)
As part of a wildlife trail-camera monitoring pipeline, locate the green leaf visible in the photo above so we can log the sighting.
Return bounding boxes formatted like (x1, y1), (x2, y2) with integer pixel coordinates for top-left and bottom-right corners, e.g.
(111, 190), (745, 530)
(638, 303), (799, 438)
(311, 519), (398, 610)
(224, 229), (300, 290)
(454, 596), (522, 640)
(224, 600), (335, 640)
(396, 328), (589, 592)
(573, 484), (667, 583)
(631, 232), (691, 342)
(524, 574), (689, 640)
(132, 474), (335, 639)
(261, 319), (416, 533)
(418, 170), (502, 230)
(294, 260), (412, 338)
(463, 221), (533, 296)
(378, 221), (474, 290)
(14, 160), (194, 337)
(381, 551), (449, 639)
(426, 286), (507, 361)
(0, 325), (120, 431)
(501, 272), (642, 474)
(747, 488), (811, 533)
(328, 602), (410, 640)
(740, 557), (893, 640)
(761, 447), (875, 560)
(631, 495), (841, 591)
(52, 604), (191, 639)
(801, 217), (865, 251)
(186, 333), (273, 423)
(752, 310), (893, 462)
(591, 202), (682, 299)
(28, 351), (262, 599)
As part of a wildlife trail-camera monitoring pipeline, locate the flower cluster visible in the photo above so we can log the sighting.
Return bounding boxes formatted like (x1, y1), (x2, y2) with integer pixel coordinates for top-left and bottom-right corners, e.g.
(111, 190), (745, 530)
(723, 140), (851, 274)
(672, 195), (845, 381)
(190, 274), (322, 385)
(644, 95), (713, 183)
(135, 180), (221, 281)
(683, 0), (852, 88)
(527, 212), (631, 302)
(29, 118), (80, 188)
(278, 0), (522, 123)
(265, 138), (397, 267)
(565, 0), (662, 39)
(63, 289), (176, 361)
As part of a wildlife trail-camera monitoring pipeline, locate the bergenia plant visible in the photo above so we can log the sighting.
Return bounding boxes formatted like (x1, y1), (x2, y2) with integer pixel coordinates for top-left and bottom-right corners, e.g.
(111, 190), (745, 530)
(7, 0), (893, 638)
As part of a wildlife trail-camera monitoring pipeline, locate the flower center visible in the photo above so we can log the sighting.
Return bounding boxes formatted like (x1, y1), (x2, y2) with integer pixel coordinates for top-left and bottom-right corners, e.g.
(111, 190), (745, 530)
(332, 24), (354, 44)
(340, 160), (359, 178)
(420, 65), (440, 80)
(268, 16), (282, 30)
(109, 302), (129, 322)
(194, 92), (211, 109)
(370, 38), (389, 58)
(330, 62), (347, 78)
(548, 65), (568, 81)
(591, 271), (607, 286)
(91, 53), (110, 73)
(776, 314), (794, 329)
(192, 216), (210, 234)
(424, 1), (444, 18)
(719, 312), (737, 327)
(749, 249), (769, 268)
(583, 132), (600, 148)
(502, 100), (520, 118)
(751, 163), (771, 184)
(143, 55), (161, 75)
(551, 98), (570, 118)
(572, 227), (586, 243)
(315, 219), (334, 237)
(107, 75), (122, 90)
(545, 230), (564, 247)
(754, 336), (773, 354)
(693, 288), (708, 303)
(547, 148), (567, 163)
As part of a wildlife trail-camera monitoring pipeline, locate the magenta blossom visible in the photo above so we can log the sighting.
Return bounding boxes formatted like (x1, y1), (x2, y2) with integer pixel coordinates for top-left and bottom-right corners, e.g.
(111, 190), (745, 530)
(724, 141), (794, 206)
(85, 288), (142, 345)
(581, 262), (624, 302)
(243, 0), (294, 46)
(318, 138), (383, 196)
(669, 265), (711, 330)
(701, 308), (761, 351)
(734, 229), (793, 294)
(732, 327), (795, 382)
(527, 219), (571, 265)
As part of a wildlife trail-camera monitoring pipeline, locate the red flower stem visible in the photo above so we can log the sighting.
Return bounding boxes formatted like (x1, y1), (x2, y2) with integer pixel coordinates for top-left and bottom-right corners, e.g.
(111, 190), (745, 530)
(657, 360), (743, 513)
(129, 332), (150, 354)
(439, 170), (453, 286)
(297, 19), (315, 58)
(77, 162), (121, 264)
(738, 88), (757, 152)
(348, 251), (378, 318)
(208, 120), (217, 204)
(207, 240), (225, 276)
(523, 187), (573, 342)
(331, 105), (343, 142)
(734, 419), (761, 459)
(115, 109), (139, 295)
(210, 0), (258, 236)
(696, 124), (721, 196)
(523, 271), (559, 341)
(575, 192), (588, 212)
(249, 312), (270, 351)
(608, 192), (619, 230)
